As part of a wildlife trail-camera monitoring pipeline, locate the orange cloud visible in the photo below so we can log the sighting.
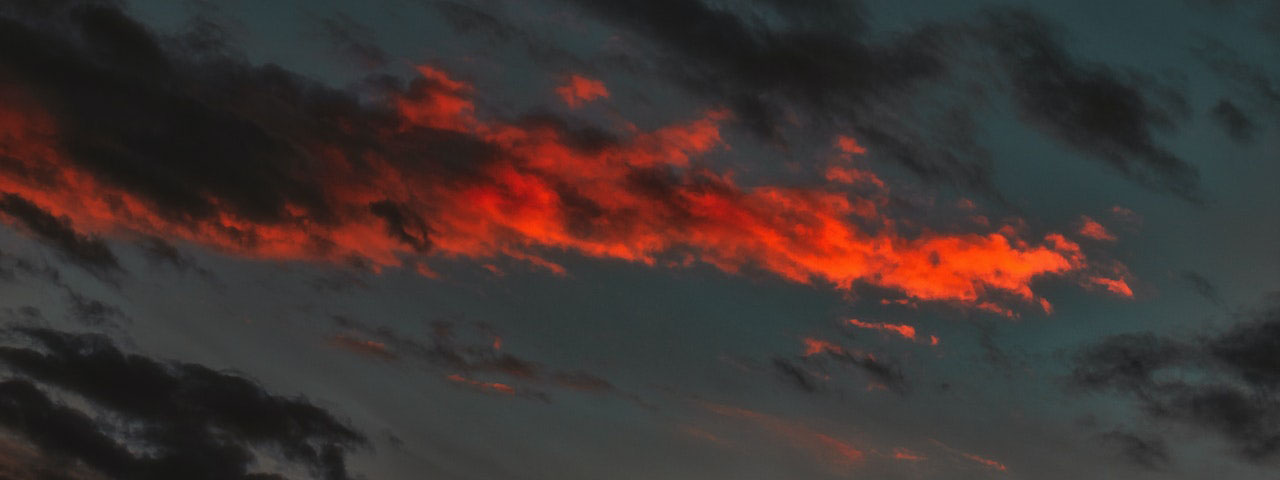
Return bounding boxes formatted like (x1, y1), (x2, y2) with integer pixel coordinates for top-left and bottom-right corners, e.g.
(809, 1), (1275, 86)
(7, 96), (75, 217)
(823, 166), (885, 189)
(328, 334), (397, 361)
(846, 318), (916, 340)
(556, 74), (609, 108)
(1077, 215), (1115, 241)
(445, 374), (516, 395)
(835, 135), (867, 155)
(802, 337), (847, 357)
(0, 67), (1108, 314)
(930, 439), (1008, 472)
(962, 453), (1008, 472)
(1090, 276), (1133, 297)
(892, 447), (926, 462)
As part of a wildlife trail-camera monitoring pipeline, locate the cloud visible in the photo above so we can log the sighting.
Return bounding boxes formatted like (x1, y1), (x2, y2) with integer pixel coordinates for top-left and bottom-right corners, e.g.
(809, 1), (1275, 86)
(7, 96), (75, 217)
(1179, 270), (1223, 305)
(978, 10), (1201, 202)
(1077, 216), (1116, 242)
(556, 74), (609, 108)
(0, 193), (119, 275)
(1196, 40), (1280, 119)
(330, 316), (620, 399)
(1071, 300), (1280, 460)
(772, 357), (823, 393)
(65, 291), (129, 327)
(1100, 430), (1171, 470)
(1210, 99), (1258, 144)
(550, 2), (1205, 200)
(0, 1), (1118, 314)
(314, 12), (388, 69)
(845, 318), (918, 341)
(0, 327), (367, 480)
(798, 338), (906, 392)
(552, 0), (1002, 191)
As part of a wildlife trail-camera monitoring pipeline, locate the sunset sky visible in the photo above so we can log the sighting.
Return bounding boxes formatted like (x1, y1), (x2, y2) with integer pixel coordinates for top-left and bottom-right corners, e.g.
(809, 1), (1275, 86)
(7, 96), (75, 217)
(1, 1), (1279, 479)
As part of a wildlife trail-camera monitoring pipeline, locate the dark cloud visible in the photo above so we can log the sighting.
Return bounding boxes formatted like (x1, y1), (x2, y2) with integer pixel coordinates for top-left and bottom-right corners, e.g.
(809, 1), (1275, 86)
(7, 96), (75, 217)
(138, 236), (189, 268)
(136, 236), (217, 282)
(0, 193), (120, 274)
(0, 4), (326, 224)
(1196, 41), (1280, 118)
(772, 357), (821, 393)
(432, 1), (581, 67)
(1210, 99), (1257, 144)
(0, 248), (63, 286)
(828, 350), (906, 392)
(0, 0), (512, 264)
(1100, 430), (1171, 470)
(0, 327), (366, 480)
(1180, 270), (1224, 305)
(1072, 301), (1280, 460)
(331, 315), (622, 397)
(552, 0), (1000, 190)
(787, 344), (907, 394)
(65, 291), (129, 327)
(315, 12), (388, 69)
(978, 10), (1201, 202)
(368, 200), (433, 254)
(433, 1), (517, 43)
(552, 1), (1205, 200)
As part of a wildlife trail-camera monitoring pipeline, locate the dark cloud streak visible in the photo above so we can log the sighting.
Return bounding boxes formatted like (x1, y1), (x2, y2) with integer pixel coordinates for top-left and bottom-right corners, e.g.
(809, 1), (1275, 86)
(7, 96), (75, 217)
(1072, 301), (1280, 460)
(0, 327), (367, 480)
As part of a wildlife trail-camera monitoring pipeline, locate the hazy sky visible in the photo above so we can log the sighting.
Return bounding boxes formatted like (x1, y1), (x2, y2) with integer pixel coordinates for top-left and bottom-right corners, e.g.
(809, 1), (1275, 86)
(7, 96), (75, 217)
(0, 1), (1279, 479)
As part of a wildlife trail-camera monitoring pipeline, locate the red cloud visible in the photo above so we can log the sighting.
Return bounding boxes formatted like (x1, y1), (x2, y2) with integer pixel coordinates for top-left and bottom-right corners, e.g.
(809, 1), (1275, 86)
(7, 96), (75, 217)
(846, 318), (916, 340)
(1078, 215), (1116, 241)
(0, 67), (1115, 313)
(556, 74), (609, 108)
(835, 135), (867, 155)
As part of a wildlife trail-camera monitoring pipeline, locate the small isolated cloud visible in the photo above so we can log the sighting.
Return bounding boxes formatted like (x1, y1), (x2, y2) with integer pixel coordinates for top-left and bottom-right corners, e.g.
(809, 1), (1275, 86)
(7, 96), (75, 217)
(556, 74), (609, 108)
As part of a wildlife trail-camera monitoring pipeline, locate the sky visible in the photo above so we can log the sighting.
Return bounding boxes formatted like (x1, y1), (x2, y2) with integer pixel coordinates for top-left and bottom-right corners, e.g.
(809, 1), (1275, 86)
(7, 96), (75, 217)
(0, 0), (1278, 478)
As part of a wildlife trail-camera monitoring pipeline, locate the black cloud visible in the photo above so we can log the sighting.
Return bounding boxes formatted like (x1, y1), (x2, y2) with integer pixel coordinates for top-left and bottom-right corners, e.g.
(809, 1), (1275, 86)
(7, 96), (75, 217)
(0, 193), (120, 274)
(553, 0), (1205, 200)
(0, 327), (367, 480)
(1072, 301), (1280, 460)
(978, 10), (1201, 202)
(772, 357), (821, 393)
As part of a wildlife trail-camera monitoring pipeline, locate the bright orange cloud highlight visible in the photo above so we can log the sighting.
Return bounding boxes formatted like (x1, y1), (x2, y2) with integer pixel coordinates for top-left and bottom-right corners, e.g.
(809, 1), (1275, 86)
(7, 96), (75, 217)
(846, 318), (916, 340)
(1078, 215), (1115, 241)
(0, 67), (1112, 314)
(556, 74), (609, 108)
(445, 374), (516, 395)
(1090, 276), (1134, 297)
(892, 448), (926, 462)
